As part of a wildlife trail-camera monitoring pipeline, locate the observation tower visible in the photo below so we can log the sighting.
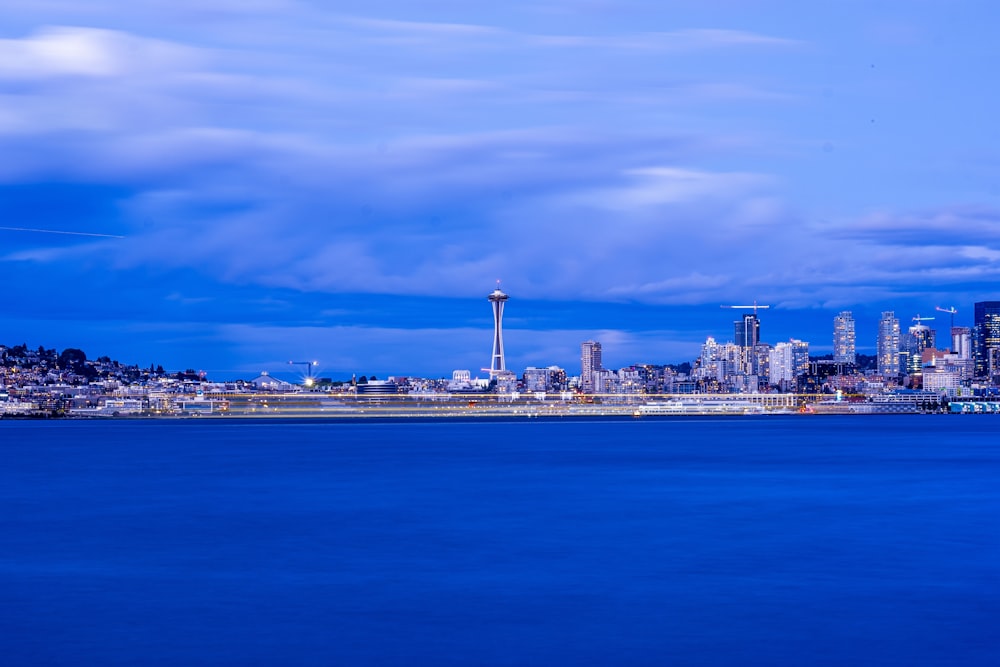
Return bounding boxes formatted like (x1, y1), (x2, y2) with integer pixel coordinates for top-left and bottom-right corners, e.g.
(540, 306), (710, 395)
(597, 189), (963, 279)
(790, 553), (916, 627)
(488, 282), (509, 376)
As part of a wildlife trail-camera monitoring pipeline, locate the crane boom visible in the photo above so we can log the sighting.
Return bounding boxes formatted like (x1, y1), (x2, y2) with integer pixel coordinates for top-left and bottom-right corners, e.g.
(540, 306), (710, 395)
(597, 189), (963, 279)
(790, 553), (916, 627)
(935, 306), (958, 328)
(720, 301), (771, 315)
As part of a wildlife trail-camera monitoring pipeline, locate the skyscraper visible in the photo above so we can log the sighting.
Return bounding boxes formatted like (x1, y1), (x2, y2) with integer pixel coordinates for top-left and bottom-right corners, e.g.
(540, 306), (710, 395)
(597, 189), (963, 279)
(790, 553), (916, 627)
(974, 301), (1000, 378)
(734, 314), (760, 348)
(581, 340), (603, 393)
(791, 339), (810, 377)
(902, 320), (936, 376)
(877, 311), (900, 376)
(951, 326), (972, 359)
(488, 284), (509, 376)
(833, 311), (856, 364)
(694, 337), (721, 383)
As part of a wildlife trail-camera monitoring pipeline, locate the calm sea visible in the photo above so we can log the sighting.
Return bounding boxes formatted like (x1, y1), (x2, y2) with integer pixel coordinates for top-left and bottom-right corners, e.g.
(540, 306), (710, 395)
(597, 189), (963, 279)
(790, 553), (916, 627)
(2, 416), (999, 666)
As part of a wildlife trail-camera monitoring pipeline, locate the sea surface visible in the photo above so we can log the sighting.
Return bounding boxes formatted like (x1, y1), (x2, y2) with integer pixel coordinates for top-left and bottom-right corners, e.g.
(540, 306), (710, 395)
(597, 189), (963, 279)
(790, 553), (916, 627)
(2, 415), (999, 666)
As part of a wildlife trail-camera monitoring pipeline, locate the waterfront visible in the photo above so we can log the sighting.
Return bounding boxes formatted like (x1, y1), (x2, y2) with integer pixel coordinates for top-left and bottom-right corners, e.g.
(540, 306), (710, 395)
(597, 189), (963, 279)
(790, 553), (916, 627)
(2, 416), (999, 665)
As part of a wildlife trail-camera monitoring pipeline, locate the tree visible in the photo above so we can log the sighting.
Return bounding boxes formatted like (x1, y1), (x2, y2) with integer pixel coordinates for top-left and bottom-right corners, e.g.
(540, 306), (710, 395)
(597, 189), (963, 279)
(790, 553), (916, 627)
(58, 348), (87, 370)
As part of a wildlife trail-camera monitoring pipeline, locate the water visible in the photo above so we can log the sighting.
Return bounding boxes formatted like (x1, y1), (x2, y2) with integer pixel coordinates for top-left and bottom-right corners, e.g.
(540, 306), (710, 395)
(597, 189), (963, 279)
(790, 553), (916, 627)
(2, 416), (998, 666)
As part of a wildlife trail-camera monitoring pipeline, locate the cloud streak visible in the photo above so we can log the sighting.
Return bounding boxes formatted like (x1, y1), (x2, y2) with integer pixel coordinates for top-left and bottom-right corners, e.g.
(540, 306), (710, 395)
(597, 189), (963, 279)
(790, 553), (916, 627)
(0, 226), (124, 238)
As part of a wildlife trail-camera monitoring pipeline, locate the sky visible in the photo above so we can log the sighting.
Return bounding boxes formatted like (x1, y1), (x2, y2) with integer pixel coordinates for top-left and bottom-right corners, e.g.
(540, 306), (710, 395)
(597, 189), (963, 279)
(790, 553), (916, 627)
(2, 1), (1000, 381)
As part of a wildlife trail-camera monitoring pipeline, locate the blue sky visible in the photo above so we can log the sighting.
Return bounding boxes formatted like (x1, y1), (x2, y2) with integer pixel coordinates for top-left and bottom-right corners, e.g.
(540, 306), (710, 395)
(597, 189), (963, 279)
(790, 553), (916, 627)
(2, 1), (999, 380)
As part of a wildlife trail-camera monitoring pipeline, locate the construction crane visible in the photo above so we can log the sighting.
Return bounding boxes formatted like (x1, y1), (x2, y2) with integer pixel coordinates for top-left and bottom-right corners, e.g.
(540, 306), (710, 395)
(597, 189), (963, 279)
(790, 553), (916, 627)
(935, 306), (957, 329)
(720, 301), (771, 315)
(911, 315), (935, 328)
(289, 360), (319, 387)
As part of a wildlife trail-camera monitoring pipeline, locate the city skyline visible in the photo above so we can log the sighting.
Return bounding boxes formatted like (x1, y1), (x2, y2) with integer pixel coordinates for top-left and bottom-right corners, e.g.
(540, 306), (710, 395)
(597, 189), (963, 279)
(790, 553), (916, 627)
(2, 2), (1000, 378)
(3, 293), (994, 385)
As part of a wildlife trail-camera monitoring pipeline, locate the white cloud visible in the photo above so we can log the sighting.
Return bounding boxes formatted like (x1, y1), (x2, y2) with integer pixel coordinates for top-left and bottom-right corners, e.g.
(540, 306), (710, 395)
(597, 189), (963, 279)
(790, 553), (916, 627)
(668, 28), (801, 49)
(0, 26), (199, 80)
(566, 166), (772, 211)
(1, 6), (993, 320)
(0, 27), (121, 78)
(340, 15), (505, 38)
(332, 15), (801, 53)
(602, 273), (734, 299)
(530, 27), (802, 51)
(961, 246), (1000, 262)
(833, 208), (1000, 245)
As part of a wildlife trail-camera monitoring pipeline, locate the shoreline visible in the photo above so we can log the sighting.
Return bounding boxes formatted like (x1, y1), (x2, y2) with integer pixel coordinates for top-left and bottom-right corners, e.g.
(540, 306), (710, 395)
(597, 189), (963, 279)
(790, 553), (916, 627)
(5, 391), (993, 420)
(1, 408), (969, 421)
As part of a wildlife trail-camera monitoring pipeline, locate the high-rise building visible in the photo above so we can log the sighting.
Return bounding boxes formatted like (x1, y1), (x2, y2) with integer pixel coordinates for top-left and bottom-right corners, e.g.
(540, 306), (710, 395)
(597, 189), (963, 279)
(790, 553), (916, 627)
(951, 326), (972, 359)
(488, 284), (509, 376)
(791, 339), (810, 377)
(973, 301), (1000, 377)
(733, 313), (763, 380)
(833, 311), (856, 364)
(902, 321), (936, 376)
(734, 314), (760, 348)
(769, 343), (795, 388)
(877, 311), (900, 376)
(768, 339), (809, 390)
(695, 337), (720, 382)
(720, 342), (744, 387)
(581, 341), (603, 393)
(752, 343), (773, 388)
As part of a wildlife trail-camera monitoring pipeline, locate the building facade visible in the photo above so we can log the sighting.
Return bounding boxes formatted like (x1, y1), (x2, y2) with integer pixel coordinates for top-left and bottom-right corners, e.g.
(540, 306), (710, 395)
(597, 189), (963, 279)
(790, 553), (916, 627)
(734, 314), (760, 348)
(580, 341), (603, 393)
(833, 311), (856, 364)
(694, 337), (722, 383)
(951, 326), (972, 359)
(974, 301), (1000, 378)
(523, 366), (567, 392)
(769, 343), (795, 389)
(877, 311), (900, 377)
(791, 339), (810, 377)
(902, 322), (936, 377)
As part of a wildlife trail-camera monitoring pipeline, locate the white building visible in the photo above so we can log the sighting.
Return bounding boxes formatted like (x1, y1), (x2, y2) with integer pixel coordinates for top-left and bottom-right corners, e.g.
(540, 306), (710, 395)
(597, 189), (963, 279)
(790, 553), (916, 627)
(951, 327), (972, 359)
(833, 311), (856, 364)
(878, 311), (901, 376)
(694, 337), (722, 382)
(769, 343), (795, 388)
(580, 341), (603, 393)
(523, 366), (566, 392)
(593, 368), (616, 394)
(494, 370), (518, 395)
(616, 367), (643, 394)
(922, 363), (962, 396)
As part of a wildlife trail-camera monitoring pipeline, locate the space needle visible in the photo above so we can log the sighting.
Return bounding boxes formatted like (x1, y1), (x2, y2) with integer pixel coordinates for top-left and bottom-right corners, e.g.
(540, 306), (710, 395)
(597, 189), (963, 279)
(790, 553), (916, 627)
(488, 282), (509, 376)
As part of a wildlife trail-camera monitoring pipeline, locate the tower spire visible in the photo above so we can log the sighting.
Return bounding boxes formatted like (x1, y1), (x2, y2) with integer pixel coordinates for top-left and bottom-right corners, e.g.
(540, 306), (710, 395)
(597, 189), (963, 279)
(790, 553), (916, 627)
(487, 283), (509, 376)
